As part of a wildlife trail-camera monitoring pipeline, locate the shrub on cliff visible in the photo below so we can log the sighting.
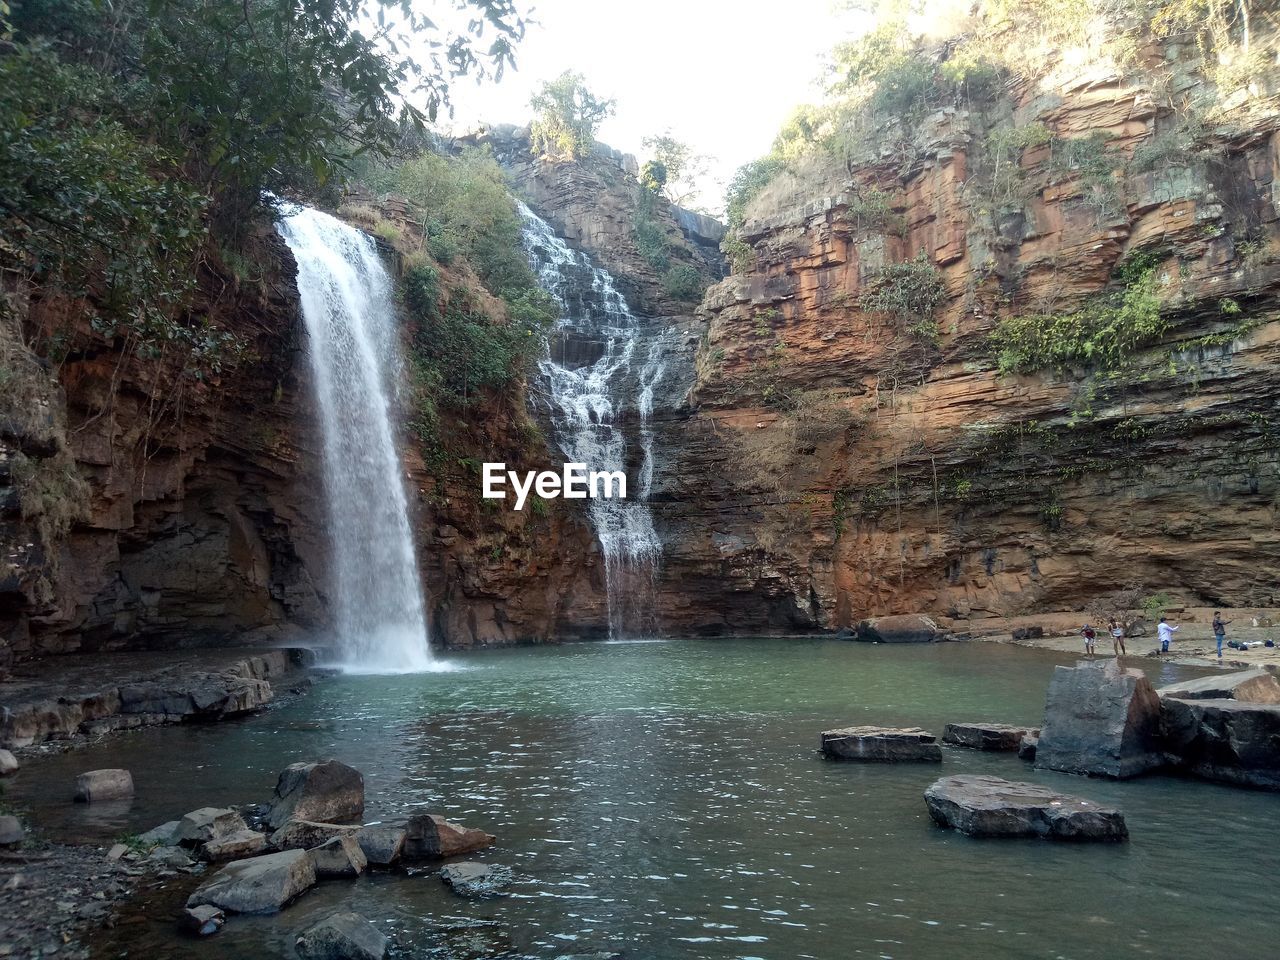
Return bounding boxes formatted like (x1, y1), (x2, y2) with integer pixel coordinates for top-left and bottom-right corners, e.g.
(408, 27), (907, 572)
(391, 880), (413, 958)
(860, 252), (948, 341)
(529, 71), (615, 160)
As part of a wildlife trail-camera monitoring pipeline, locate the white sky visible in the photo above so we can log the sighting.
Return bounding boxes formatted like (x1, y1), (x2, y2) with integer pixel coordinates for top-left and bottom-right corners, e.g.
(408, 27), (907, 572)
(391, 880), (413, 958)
(438, 0), (869, 213)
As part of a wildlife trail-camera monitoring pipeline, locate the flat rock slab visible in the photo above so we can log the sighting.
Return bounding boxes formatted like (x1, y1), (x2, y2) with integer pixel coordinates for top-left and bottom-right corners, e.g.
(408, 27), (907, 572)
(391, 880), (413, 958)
(187, 849), (315, 914)
(1160, 698), (1280, 790)
(74, 769), (133, 803)
(820, 726), (942, 762)
(200, 829), (267, 862)
(924, 775), (1127, 841)
(440, 862), (514, 899)
(943, 723), (1040, 752)
(296, 911), (387, 960)
(1035, 659), (1163, 779)
(1157, 669), (1280, 704)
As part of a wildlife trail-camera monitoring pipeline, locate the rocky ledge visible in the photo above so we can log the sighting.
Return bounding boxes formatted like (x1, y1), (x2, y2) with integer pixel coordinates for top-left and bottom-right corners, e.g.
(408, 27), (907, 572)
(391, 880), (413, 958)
(942, 722), (1039, 752)
(820, 726), (942, 762)
(924, 775), (1128, 841)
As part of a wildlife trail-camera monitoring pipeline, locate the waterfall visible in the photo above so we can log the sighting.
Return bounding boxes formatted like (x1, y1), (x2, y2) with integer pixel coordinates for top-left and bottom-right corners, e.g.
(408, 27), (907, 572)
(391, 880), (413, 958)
(277, 204), (434, 673)
(518, 203), (666, 639)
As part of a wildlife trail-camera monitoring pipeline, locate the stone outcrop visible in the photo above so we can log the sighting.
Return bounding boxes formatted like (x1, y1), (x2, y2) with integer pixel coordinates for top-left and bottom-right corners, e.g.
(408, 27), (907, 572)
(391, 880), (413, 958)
(1157, 669), (1280, 704)
(296, 912), (387, 960)
(403, 814), (496, 859)
(820, 726), (942, 762)
(269, 819), (361, 851)
(855, 614), (947, 643)
(73, 769), (133, 803)
(187, 849), (315, 914)
(1160, 698), (1280, 790)
(1035, 660), (1164, 778)
(308, 834), (368, 878)
(924, 774), (1127, 840)
(942, 722), (1039, 751)
(266, 760), (363, 830)
(356, 825), (405, 867)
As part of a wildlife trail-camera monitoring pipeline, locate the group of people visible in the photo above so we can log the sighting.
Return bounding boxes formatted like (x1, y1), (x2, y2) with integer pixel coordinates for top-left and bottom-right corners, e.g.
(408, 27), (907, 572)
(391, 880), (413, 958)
(1080, 612), (1232, 658)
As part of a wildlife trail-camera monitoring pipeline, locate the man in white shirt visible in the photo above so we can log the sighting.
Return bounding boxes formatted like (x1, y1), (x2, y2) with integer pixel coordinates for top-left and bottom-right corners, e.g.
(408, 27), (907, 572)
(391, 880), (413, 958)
(1157, 617), (1179, 654)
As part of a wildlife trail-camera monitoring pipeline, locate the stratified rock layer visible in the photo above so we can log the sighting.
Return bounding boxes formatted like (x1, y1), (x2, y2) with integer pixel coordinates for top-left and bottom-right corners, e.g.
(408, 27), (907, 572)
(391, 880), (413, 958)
(943, 723), (1039, 752)
(924, 774), (1127, 840)
(820, 726), (942, 762)
(1157, 669), (1280, 704)
(1160, 698), (1280, 790)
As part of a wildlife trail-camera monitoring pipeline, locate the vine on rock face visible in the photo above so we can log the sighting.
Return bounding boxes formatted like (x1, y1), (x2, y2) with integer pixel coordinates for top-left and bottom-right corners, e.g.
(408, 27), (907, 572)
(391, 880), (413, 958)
(860, 252), (948, 341)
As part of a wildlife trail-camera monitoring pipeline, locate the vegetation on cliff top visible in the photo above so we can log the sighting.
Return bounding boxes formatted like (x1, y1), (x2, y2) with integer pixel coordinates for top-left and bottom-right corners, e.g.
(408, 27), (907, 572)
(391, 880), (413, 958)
(529, 70), (616, 160)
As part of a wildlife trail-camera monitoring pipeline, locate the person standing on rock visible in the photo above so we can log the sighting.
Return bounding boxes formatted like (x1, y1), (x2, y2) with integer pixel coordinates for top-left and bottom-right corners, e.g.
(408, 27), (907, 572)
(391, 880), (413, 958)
(1108, 618), (1126, 657)
(1157, 616), (1179, 654)
(1212, 612), (1231, 659)
(1080, 623), (1097, 657)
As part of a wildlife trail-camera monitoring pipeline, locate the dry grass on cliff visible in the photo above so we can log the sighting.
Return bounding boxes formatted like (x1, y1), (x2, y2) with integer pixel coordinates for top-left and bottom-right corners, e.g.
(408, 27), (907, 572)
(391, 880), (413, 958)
(729, 392), (866, 493)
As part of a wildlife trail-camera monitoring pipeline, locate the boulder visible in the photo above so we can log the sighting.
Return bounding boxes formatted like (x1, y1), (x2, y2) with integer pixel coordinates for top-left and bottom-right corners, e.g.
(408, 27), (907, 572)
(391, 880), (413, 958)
(942, 723), (1039, 752)
(403, 814), (496, 859)
(924, 775), (1127, 840)
(180, 904), (226, 937)
(854, 614), (946, 643)
(0, 749), (17, 776)
(1160, 698), (1280, 790)
(0, 815), (23, 847)
(176, 807), (249, 847)
(296, 911), (387, 960)
(1157, 669), (1280, 704)
(1012, 626), (1045, 641)
(187, 849), (316, 914)
(440, 862), (514, 899)
(266, 760), (364, 829)
(200, 829), (268, 862)
(309, 835), (368, 878)
(270, 819), (362, 851)
(820, 726), (942, 762)
(1034, 659), (1163, 778)
(138, 820), (182, 847)
(73, 769), (134, 803)
(357, 825), (406, 867)
(1018, 734), (1038, 762)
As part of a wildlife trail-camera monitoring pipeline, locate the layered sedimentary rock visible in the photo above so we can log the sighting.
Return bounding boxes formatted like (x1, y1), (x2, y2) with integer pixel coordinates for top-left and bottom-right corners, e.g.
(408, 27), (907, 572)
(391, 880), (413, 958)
(924, 774), (1127, 840)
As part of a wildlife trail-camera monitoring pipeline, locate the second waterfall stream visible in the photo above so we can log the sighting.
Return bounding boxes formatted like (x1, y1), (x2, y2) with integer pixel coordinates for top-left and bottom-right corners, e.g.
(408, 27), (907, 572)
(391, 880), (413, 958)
(519, 202), (667, 639)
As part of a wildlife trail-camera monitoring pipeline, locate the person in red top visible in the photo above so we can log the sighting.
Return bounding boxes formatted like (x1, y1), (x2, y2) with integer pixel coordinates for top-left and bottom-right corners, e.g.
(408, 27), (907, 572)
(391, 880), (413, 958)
(1080, 623), (1097, 657)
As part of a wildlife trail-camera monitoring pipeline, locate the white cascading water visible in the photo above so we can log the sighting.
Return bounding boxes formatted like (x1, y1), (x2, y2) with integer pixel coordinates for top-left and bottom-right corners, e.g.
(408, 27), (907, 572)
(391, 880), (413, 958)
(277, 204), (434, 673)
(519, 202), (666, 638)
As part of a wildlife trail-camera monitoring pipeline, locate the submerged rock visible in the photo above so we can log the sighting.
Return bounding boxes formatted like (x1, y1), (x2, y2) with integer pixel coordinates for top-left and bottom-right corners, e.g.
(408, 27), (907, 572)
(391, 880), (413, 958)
(187, 849), (316, 914)
(177, 808), (249, 847)
(73, 769), (134, 803)
(854, 614), (946, 643)
(440, 862), (514, 899)
(1157, 669), (1280, 704)
(924, 775), (1127, 840)
(357, 825), (406, 867)
(309, 834), (368, 878)
(267, 760), (364, 829)
(180, 904), (225, 937)
(403, 814), (495, 859)
(1035, 659), (1163, 779)
(296, 911), (387, 960)
(942, 722), (1039, 752)
(820, 726), (942, 762)
(270, 819), (362, 851)
(1160, 698), (1280, 790)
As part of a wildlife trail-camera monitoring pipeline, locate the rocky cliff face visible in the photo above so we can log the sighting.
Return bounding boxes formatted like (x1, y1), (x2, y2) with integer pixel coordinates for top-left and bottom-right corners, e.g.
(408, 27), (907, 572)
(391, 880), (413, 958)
(1, 228), (328, 674)
(675, 32), (1280, 631)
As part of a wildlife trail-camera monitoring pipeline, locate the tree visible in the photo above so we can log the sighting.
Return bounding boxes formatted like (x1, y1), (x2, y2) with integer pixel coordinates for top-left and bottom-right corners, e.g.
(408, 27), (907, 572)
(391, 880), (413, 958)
(528, 71), (615, 159)
(640, 131), (710, 206)
(639, 159), (668, 193)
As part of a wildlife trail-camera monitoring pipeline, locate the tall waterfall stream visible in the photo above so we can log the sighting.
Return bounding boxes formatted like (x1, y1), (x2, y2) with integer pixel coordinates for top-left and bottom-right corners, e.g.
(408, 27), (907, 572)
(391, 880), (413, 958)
(277, 204), (434, 672)
(520, 203), (667, 638)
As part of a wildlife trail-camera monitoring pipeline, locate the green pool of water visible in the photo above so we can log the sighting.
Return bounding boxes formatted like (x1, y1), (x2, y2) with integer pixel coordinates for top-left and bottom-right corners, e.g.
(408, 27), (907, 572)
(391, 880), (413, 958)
(10, 639), (1277, 959)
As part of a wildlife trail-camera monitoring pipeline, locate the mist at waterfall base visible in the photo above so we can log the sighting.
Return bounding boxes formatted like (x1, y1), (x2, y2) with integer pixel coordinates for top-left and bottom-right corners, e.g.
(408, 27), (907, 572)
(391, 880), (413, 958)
(277, 204), (449, 675)
(519, 202), (667, 639)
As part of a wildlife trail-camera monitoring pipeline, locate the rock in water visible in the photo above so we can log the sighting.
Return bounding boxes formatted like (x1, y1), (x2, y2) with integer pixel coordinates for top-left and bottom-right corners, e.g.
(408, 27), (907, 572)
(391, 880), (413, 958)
(1160, 698), (1280, 790)
(309, 834), (368, 877)
(267, 760), (364, 829)
(0, 815), (23, 848)
(270, 819), (362, 851)
(180, 905), (226, 937)
(440, 862), (514, 899)
(186, 849), (316, 914)
(176, 808), (249, 846)
(1018, 734), (1039, 762)
(1034, 659), (1163, 778)
(924, 775), (1127, 840)
(854, 614), (946, 643)
(296, 912), (387, 960)
(942, 723), (1039, 751)
(403, 814), (496, 859)
(820, 726), (942, 762)
(200, 829), (268, 862)
(73, 769), (134, 803)
(0, 749), (18, 776)
(1157, 669), (1280, 704)
(357, 825), (406, 867)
